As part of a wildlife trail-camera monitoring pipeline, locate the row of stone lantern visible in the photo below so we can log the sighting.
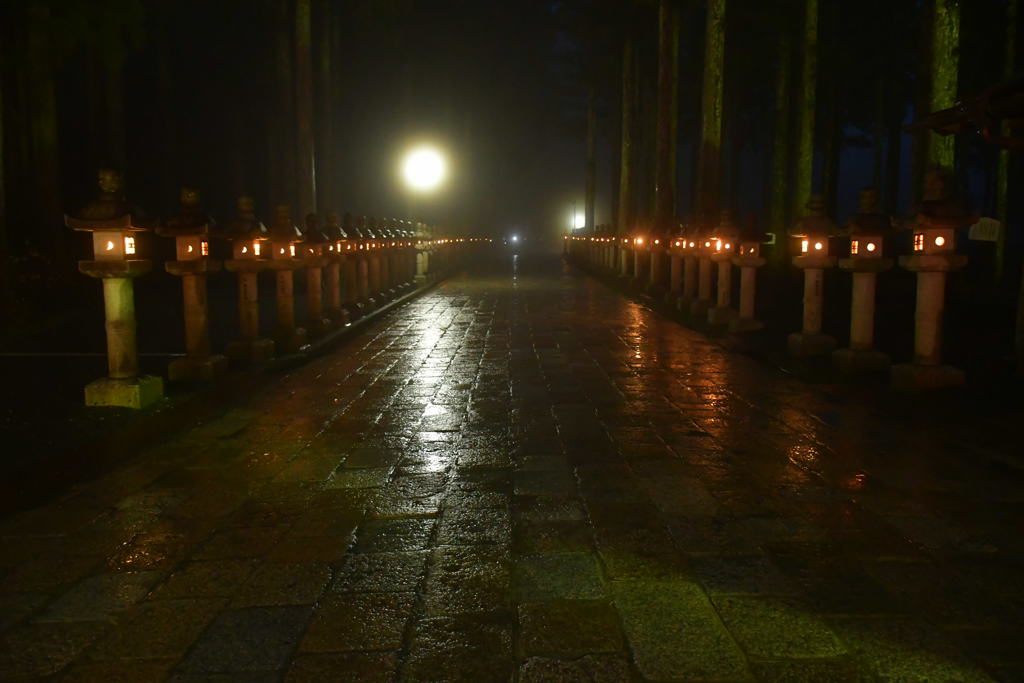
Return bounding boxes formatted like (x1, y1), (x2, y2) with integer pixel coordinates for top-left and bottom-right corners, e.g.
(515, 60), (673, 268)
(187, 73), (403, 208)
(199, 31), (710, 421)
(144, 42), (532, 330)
(566, 169), (971, 390)
(67, 169), (476, 409)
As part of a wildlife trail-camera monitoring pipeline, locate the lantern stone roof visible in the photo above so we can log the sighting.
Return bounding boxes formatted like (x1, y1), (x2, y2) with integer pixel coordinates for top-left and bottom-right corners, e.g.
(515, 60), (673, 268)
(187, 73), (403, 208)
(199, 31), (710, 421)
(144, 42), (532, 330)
(159, 187), (212, 237)
(363, 217), (380, 240)
(791, 195), (840, 238)
(846, 188), (893, 236)
(713, 210), (740, 240)
(270, 205), (303, 242)
(302, 213), (329, 244)
(324, 212), (348, 240)
(907, 169), (973, 231)
(221, 196), (268, 240)
(66, 168), (150, 231)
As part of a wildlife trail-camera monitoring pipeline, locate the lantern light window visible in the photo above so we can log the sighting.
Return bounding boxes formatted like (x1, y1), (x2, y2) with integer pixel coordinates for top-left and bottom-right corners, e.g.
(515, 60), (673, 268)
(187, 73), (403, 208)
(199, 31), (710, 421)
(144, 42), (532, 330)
(124, 236), (136, 255)
(253, 242), (261, 256)
(106, 240), (116, 252)
(851, 240), (859, 255)
(934, 235), (946, 247)
(290, 245), (296, 256)
(201, 240), (209, 256)
(801, 239), (809, 253)
(866, 242), (877, 253)
(814, 241), (824, 251)
(913, 233), (924, 251)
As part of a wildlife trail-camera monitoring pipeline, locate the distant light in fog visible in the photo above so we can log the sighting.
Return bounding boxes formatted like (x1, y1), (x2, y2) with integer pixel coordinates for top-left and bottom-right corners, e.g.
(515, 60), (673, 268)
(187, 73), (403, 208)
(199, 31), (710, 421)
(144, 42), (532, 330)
(511, 234), (519, 243)
(401, 146), (447, 192)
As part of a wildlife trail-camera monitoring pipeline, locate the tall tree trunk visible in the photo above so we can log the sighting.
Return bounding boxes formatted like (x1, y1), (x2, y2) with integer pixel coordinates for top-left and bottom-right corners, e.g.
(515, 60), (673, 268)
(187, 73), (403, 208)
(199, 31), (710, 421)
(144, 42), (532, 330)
(768, 32), (792, 262)
(695, 0), (726, 224)
(273, 0), (296, 208)
(793, 0), (817, 218)
(653, 0), (678, 232)
(585, 89), (596, 232)
(294, 0), (316, 215)
(996, 0), (1017, 284)
(872, 79), (886, 189)
(926, 0), (960, 171)
(103, 56), (127, 173)
(0, 35), (9, 317)
(315, 0), (334, 213)
(669, 2), (680, 219)
(617, 38), (635, 235)
(27, 1), (62, 267)
(884, 114), (902, 215)
(156, 0), (177, 205)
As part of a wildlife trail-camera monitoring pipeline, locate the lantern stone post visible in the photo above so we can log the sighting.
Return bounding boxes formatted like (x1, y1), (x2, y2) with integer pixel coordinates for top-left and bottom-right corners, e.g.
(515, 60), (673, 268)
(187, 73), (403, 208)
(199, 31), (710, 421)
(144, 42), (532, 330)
(647, 235), (668, 296)
(224, 196), (275, 362)
(833, 189), (894, 372)
(323, 211), (351, 326)
(708, 211), (739, 325)
(158, 188), (227, 382)
(355, 216), (376, 309)
(689, 234), (715, 317)
(729, 226), (766, 333)
(632, 234), (649, 286)
(301, 213), (332, 336)
(267, 205), (308, 353)
(666, 236), (684, 304)
(892, 171), (969, 390)
(676, 234), (698, 312)
(788, 196), (840, 356)
(66, 169), (163, 408)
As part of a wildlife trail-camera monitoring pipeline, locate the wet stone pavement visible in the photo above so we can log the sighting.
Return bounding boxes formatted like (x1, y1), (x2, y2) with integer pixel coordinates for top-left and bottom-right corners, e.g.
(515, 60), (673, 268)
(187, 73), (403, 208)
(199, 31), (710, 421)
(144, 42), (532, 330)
(2, 254), (1023, 682)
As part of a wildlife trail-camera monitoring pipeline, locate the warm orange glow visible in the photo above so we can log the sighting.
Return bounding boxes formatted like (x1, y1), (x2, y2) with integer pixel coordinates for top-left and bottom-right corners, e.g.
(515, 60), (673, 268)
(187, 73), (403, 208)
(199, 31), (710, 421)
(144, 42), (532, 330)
(654, 239), (660, 245)
(866, 242), (876, 252)
(934, 235), (946, 247)
(704, 241), (711, 248)
(635, 237), (644, 245)
(674, 240), (681, 247)
(187, 244), (194, 254)
(814, 242), (824, 251)
(253, 242), (261, 256)
(688, 241), (695, 248)
(289, 245), (296, 256)
(801, 240), (809, 253)
(914, 233), (924, 251)
(105, 240), (115, 251)
(850, 240), (859, 255)
(201, 241), (209, 256)
(124, 236), (136, 255)
(715, 239), (723, 251)
(724, 242), (731, 250)
(242, 245), (249, 254)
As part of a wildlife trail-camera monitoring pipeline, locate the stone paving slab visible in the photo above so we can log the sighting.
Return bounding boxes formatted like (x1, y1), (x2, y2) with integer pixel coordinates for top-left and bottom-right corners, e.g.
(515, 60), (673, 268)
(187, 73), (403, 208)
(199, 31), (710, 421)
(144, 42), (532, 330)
(0, 256), (1020, 680)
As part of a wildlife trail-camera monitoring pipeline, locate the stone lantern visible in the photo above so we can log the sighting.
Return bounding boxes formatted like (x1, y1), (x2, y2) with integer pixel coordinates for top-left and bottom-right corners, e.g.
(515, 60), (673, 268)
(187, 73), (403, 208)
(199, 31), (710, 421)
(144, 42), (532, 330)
(340, 213), (365, 319)
(158, 187), (227, 382)
(365, 217), (387, 303)
(708, 210), (740, 325)
(323, 211), (351, 326)
(891, 169), (970, 389)
(833, 188), (894, 372)
(631, 228), (650, 287)
(301, 213), (332, 336)
(788, 195), (839, 356)
(223, 196), (274, 362)
(65, 169), (163, 408)
(267, 205), (307, 353)
(647, 230), (670, 296)
(730, 217), (767, 333)
(675, 223), (700, 312)
(666, 225), (686, 304)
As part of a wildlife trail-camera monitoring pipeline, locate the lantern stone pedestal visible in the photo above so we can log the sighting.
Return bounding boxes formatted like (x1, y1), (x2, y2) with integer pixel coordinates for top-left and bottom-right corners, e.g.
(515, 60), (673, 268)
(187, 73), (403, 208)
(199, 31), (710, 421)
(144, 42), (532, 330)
(268, 260), (308, 353)
(358, 252), (377, 309)
(79, 260), (164, 409)
(676, 254), (697, 311)
(647, 247), (667, 296)
(325, 255), (350, 327)
(788, 254), (837, 357)
(665, 251), (683, 304)
(707, 252), (737, 325)
(689, 255), (713, 317)
(729, 253), (766, 333)
(632, 248), (649, 287)
(164, 259), (228, 382)
(618, 246), (630, 277)
(891, 253), (968, 390)
(224, 260), (275, 362)
(833, 257), (893, 373)
(304, 254), (332, 336)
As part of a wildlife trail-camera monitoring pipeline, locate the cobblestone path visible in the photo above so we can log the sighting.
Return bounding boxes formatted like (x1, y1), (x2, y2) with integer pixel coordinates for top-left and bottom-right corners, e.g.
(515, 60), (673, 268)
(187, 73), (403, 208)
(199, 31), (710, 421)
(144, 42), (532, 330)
(1, 254), (1022, 681)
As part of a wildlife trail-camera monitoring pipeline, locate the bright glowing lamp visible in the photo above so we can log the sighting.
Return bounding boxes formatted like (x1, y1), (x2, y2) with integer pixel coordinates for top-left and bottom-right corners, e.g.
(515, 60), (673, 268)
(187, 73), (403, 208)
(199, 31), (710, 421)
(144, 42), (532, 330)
(402, 146), (447, 192)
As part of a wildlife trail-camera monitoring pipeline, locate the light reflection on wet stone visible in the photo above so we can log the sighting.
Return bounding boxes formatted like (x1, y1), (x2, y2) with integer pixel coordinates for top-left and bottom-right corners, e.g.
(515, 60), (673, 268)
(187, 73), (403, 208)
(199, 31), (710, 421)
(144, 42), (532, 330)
(0, 256), (1019, 680)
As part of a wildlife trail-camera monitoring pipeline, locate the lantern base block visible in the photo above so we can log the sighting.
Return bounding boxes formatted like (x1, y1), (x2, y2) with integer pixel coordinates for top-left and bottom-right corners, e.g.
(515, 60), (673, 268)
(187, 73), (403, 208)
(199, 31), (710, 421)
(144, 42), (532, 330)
(168, 354), (229, 383)
(729, 317), (763, 334)
(306, 317), (334, 337)
(689, 299), (712, 317)
(787, 332), (837, 357)
(327, 308), (351, 327)
(833, 347), (890, 373)
(275, 326), (309, 354)
(891, 363), (965, 391)
(707, 306), (737, 325)
(85, 375), (164, 410)
(227, 338), (275, 363)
